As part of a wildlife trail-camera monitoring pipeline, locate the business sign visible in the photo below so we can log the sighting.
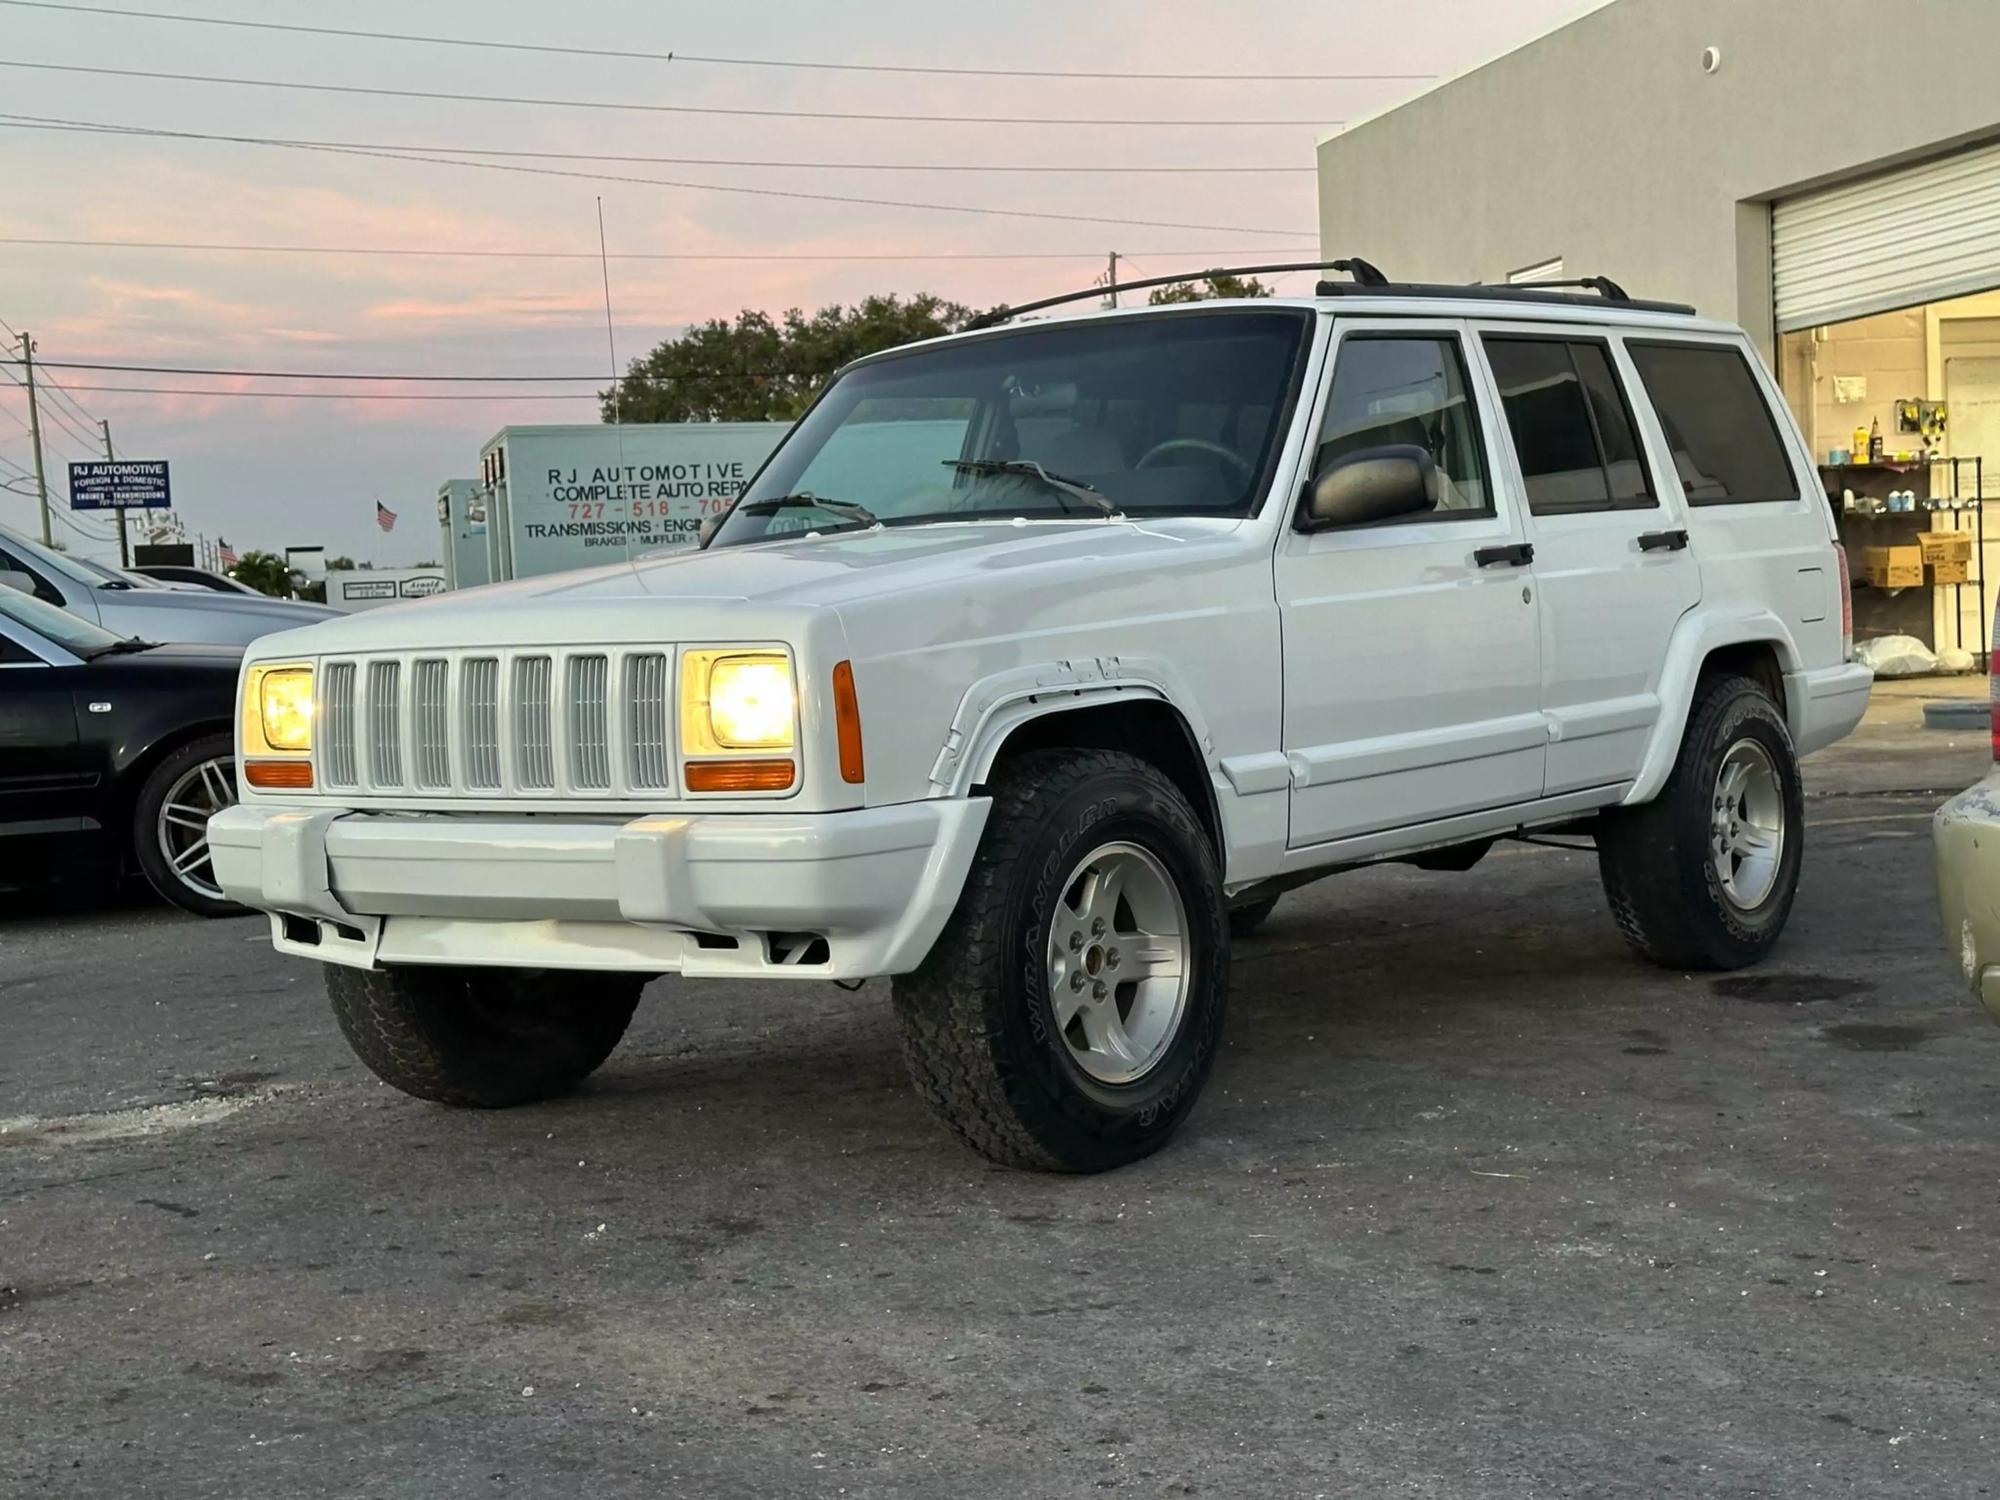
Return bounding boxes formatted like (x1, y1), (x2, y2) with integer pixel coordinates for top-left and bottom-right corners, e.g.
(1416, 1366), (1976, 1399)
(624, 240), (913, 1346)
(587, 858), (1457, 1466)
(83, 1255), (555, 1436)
(326, 567), (450, 611)
(69, 460), (171, 510)
(485, 423), (786, 580)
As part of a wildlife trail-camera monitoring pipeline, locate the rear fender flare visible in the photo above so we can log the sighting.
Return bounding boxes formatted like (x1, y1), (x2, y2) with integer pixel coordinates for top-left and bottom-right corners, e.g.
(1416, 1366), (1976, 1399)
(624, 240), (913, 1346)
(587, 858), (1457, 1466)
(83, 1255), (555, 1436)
(1626, 610), (1803, 805)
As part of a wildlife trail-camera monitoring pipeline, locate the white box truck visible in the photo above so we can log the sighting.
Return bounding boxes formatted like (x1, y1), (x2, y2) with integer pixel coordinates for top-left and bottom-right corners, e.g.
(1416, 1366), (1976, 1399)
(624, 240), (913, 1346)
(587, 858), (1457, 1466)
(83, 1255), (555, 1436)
(474, 423), (788, 582)
(436, 479), (488, 590)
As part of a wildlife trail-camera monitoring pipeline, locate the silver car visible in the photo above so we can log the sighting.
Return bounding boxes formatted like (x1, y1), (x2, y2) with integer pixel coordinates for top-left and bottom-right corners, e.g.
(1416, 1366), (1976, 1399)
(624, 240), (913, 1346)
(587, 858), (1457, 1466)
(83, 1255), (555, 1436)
(0, 521), (336, 644)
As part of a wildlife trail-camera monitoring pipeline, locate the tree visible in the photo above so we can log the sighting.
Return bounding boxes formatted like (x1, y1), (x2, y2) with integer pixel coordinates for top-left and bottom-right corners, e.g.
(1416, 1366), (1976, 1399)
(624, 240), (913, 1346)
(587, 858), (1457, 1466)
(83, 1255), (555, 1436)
(326, 555), (359, 571)
(609, 293), (977, 424)
(1147, 273), (1274, 305)
(411, 559), (439, 568)
(230, 550), (292, 597)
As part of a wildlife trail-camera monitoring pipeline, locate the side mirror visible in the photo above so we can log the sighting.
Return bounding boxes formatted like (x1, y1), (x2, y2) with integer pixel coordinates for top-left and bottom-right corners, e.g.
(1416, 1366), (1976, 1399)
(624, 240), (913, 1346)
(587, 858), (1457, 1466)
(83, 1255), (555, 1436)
(0, 569), (35, 595)
(1300, 445), (1437, 531)
(698, 513), (727, 550)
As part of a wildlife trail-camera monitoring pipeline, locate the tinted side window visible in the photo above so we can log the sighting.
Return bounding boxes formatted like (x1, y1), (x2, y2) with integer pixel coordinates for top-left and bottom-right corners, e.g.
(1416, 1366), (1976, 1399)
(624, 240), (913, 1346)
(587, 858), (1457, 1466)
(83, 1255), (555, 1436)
(1484, 337), (1656, 514)
(1314, 335), (1492, 517)
(1627, 341), (1800, 505)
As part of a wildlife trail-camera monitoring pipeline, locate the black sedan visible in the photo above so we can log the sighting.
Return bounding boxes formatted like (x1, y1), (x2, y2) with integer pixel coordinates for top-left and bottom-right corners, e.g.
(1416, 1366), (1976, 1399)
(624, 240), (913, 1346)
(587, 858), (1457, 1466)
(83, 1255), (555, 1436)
(0, 584), (245, 916)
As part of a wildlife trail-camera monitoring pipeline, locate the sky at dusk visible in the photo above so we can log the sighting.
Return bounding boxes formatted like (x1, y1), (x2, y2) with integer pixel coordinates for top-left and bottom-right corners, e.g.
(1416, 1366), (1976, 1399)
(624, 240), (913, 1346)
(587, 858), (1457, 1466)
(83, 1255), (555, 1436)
(0, 0), (1580, 567)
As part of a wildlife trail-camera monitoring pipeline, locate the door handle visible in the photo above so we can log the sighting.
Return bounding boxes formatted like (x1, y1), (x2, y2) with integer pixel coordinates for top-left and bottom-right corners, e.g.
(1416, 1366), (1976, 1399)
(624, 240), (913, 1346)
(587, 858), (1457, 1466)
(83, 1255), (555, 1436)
(1637, 529), (1690, 552)
(1473, 542), (1534, 568)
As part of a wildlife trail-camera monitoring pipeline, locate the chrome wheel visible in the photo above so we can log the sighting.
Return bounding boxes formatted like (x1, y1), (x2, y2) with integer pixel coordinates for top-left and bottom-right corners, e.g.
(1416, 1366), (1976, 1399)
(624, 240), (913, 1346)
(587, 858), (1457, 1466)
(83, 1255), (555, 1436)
(1711, 740), (1784, 909)
(1045, 841), (1190, 1085)
(156, 754), (235, 901)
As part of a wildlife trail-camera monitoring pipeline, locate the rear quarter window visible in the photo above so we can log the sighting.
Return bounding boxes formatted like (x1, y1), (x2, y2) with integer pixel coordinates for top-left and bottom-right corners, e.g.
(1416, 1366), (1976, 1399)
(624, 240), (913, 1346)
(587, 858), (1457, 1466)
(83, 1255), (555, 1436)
(1626, 341), (1800, 505)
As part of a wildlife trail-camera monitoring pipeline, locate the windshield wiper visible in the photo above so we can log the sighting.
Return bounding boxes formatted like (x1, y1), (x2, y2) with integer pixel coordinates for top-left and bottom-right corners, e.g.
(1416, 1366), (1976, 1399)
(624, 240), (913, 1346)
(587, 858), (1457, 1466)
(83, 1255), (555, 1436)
(942, 459), (1117, 516)
(735, 492), (879, 527)
(90, 635), (157, 657)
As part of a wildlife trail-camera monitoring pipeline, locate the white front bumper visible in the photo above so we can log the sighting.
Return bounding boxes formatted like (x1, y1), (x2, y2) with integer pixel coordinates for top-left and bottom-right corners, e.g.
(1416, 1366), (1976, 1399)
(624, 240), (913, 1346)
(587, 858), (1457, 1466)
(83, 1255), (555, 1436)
(209, 799), (990, 980)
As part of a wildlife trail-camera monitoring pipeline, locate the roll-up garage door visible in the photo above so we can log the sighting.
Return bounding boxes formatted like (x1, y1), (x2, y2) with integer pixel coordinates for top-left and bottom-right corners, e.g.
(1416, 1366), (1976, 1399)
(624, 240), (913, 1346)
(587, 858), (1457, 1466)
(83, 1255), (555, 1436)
(1773, 138), (2000, 332)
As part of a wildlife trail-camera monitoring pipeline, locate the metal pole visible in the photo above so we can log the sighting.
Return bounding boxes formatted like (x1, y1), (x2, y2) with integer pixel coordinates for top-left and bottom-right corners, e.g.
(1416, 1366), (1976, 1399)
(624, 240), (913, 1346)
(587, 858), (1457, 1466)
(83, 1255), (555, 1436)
(18, 331), (52, 545)
(1106, 250), (1120, 309)
(596, 197), (620, 427)
(100, 419), (130, 567)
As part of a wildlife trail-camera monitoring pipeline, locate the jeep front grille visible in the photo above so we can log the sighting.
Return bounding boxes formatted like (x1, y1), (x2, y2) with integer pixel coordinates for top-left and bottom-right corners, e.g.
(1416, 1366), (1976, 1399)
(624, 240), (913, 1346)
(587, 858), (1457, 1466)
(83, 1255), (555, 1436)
(314, 647), (678, 798)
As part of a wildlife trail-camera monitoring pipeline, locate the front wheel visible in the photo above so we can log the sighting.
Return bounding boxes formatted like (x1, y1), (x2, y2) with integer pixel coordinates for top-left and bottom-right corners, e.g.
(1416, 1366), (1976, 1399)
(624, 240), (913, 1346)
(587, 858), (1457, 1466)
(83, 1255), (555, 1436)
(325, 965), (645, 1107)
(132, 731), (245, 918)
(892, 748), (1229, 1172)
(1597, 674), (1804, 970)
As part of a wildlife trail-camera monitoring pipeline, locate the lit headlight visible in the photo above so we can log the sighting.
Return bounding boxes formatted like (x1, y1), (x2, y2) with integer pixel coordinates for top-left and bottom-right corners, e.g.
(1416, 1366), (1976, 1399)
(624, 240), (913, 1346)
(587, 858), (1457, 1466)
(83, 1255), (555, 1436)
(681, 649), (795, 753)
(254, 665), (314, 751)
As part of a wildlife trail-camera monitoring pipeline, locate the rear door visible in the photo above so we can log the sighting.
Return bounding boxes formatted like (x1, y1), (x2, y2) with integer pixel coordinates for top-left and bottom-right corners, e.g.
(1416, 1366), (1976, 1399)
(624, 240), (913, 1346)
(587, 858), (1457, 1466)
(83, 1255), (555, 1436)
(1619, 334), (1830, 665)
(1475, 327), (1701, 796)
(1276, 320), (1544, 849)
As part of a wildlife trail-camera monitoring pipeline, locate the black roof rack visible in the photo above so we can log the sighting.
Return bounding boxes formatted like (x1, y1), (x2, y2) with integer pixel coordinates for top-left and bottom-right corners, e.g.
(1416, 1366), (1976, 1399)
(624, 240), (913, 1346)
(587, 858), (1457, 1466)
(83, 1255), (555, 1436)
(960, 258), (1388, 331)
(1313, 275), (1696, 316)
(958, 260), (1696, 334)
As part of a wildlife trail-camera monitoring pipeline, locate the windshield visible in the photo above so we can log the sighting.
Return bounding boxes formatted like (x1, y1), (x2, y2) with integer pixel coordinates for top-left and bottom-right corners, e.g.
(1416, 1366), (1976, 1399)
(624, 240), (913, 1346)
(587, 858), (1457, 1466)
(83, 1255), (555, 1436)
(0, 581), (125, 656)
(72, 555), (164, 589)
(0, 521), (97, 592)
(713, 308), (1311, 546)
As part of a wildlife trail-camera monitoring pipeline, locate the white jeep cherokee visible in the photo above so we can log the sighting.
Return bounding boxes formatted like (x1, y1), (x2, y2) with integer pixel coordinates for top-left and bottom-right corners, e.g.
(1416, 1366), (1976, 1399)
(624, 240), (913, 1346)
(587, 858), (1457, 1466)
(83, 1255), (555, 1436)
(212, 269), (1871, 1173)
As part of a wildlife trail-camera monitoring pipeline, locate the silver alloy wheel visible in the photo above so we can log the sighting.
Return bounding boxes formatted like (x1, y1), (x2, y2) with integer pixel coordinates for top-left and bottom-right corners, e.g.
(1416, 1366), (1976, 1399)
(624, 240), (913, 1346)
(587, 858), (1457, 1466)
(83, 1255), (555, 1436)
(1044, 840), (1191, 1085)
(1710, 739), (1785, 909)
(156, 754), (236, 901)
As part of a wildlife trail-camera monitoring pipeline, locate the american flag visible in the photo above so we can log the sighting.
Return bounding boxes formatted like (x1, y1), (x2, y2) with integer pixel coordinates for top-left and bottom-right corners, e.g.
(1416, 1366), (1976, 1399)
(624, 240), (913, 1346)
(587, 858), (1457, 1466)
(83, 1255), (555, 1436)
(376, 500), (397, 533)
(217, 542), (238, 569)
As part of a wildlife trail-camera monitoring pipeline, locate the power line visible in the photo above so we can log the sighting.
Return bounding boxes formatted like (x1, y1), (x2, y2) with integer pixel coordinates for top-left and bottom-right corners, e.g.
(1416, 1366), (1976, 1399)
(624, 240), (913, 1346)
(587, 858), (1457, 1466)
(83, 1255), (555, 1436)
(0, 234), (1318, 263)
(0, 60), (1341, 128)
(8, 359), (609, 382)
(34, 367), (103, 435)
(55, 385), (604, 401)
(0, 1), (1435, 83)
(0, 116), (1314, 237)
(0, 113), (1311, 173)
(0, 360), (99, 450)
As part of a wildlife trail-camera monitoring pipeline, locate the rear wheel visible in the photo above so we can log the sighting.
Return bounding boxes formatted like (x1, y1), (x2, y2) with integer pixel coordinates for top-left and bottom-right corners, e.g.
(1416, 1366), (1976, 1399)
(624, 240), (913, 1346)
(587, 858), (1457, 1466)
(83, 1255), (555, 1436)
(1597, 674), (1803, 970)
(892, 748), (1229, 1172)
(132, 731), (244, 918)
(325, 964), (645, 1107)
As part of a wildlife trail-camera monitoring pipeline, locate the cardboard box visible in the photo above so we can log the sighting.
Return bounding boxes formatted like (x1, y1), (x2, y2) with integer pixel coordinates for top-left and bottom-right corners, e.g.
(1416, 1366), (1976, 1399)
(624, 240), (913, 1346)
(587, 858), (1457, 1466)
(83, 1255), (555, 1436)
(1930, 557), (1971, 586)
(1920, 531), (1973, 564)
(1862, 545), (1925, 589)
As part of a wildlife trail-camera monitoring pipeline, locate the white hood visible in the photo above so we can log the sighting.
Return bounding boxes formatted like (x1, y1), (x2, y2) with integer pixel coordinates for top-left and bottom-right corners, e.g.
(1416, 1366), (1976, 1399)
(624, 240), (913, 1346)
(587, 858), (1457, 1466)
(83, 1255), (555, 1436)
(247, 517), (1247, 656)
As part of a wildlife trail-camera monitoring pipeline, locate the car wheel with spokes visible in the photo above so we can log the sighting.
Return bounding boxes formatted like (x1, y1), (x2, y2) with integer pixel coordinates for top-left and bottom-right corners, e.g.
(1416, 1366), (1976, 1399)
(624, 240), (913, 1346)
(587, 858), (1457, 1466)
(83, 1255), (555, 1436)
(892, 747), (1230, 1172)
(1597, 673), (1804, 970)
(132, 731), (247, 917)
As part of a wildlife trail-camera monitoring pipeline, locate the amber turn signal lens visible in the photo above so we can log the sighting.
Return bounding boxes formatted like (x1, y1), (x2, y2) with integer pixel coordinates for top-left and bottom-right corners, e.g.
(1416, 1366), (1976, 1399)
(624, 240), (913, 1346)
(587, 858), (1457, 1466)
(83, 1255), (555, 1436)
(245, 758), (314, 789)
(831, 660), (864, 784)
(685, 759), (795, 792)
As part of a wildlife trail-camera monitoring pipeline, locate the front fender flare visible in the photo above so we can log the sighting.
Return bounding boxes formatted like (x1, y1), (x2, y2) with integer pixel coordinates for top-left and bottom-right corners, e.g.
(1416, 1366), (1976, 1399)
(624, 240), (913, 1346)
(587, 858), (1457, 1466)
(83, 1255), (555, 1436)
(929, 655), (1221, 798)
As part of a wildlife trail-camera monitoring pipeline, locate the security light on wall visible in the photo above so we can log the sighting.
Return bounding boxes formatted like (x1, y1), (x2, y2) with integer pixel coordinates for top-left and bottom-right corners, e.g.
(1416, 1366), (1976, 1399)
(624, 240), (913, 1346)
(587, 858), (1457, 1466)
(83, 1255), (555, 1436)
(1700, 46), (1722, 73)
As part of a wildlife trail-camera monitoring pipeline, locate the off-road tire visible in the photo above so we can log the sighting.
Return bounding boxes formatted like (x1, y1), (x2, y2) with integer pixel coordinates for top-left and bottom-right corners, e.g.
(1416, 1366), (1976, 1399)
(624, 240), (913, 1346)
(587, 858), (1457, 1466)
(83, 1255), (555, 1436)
(326, 964), (646, 1107)
(131, 731), (245, 918)
(1228, 896), (1279, 940)
(1597, 674), (1804, 971)
(891, 748), (1229, 1172)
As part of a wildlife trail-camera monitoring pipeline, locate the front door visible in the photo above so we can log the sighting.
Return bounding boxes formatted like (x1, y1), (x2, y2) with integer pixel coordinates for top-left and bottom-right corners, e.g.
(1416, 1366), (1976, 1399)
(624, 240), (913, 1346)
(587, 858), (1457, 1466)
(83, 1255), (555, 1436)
(1475, 329), (1701, 796)
(0, 641), (88, 834)
(1276, 322), (1544, 850)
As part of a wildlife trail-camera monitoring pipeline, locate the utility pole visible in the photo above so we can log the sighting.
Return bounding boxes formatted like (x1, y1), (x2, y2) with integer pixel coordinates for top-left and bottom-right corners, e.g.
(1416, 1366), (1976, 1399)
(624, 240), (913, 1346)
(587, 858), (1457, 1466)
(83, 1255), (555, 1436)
(18, 331), (52, 545)
(1105, 250), (1120, 309)
(100, 418), (129, 567)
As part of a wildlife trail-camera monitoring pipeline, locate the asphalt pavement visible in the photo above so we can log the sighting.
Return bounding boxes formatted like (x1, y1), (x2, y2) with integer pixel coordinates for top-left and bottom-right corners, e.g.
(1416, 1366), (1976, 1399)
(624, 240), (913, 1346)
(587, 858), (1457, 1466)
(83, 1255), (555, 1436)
(3, 683), (1997, 1499)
